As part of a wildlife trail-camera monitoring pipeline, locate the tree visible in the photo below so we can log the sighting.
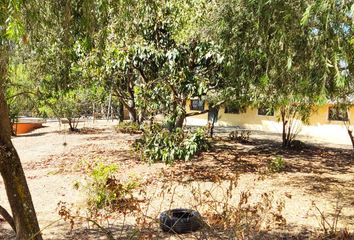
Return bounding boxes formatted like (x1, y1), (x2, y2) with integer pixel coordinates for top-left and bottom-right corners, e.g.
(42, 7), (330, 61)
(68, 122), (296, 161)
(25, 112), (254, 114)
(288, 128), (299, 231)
(28, 0), (106, 130)
(303, 1), (354, 149)
(6, 62), (38, 134)
(0, 0), (42, 238)
(129, 2), (224, 129)
(209, 0), (327, 147)
(98, 46), (141, 123)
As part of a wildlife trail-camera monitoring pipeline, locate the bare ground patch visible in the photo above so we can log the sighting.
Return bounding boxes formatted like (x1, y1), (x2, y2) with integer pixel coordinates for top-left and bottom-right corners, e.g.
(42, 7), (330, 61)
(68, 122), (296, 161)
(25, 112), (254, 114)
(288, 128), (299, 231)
(1, 122), (353, 239)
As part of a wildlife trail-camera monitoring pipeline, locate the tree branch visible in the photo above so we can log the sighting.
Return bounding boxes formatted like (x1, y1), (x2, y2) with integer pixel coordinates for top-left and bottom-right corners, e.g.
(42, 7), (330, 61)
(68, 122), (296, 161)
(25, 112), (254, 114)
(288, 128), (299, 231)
(133, 65), (148, 83)
(0, 205), (16, 232)
(6, 91), (35, 100)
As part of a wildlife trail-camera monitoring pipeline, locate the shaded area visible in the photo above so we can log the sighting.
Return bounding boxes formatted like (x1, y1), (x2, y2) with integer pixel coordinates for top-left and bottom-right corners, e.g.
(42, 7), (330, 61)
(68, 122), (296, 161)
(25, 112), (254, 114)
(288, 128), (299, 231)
(161, 137), (354, 224)
(0, 221), (15, 240)
(163, 137), (353, 182)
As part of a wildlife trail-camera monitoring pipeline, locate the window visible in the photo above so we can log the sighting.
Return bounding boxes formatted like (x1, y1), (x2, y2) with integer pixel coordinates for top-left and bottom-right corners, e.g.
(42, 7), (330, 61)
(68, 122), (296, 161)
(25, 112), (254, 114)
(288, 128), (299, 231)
(258, 107), (274, 116)
(328, 107), (348, 121)
(190, 99), (204, 111)
(224, 105), (246, 114)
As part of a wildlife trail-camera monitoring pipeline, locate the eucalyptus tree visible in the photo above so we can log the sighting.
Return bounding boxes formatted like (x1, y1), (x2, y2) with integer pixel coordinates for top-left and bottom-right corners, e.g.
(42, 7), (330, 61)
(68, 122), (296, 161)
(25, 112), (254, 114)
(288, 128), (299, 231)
(303, 0), (354, 148)
(0, 0), (43, 239)
(210, 0), (326, 147)
(28, 0), (107, 130)
(6, 61), (39, 131)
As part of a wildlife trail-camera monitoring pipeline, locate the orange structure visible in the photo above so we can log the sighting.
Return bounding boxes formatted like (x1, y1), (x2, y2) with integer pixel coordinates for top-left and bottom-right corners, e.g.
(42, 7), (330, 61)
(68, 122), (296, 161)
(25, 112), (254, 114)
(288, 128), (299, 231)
(13, 122), (43, 135)
(12, 117), (45, 135)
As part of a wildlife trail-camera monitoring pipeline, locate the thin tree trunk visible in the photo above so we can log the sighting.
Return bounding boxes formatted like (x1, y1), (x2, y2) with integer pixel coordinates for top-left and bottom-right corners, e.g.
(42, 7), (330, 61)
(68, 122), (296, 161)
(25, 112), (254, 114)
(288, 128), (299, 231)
(208, 107), (219, 138)
(0, 205), (16, 232)
(128, 107), (138, 123)
(348, 129), (354, 149)
(107, 90), (112, 121)
(92, 103), (95, 123)
(117, 101), (124, 123)
(175, 113), (186, 129)
(174, 98), (187, 129)
(67, 118), (77, 131)
(125, 99), (138, 123)
(0, 46), (42, 239)
(281, 109), (289, 148)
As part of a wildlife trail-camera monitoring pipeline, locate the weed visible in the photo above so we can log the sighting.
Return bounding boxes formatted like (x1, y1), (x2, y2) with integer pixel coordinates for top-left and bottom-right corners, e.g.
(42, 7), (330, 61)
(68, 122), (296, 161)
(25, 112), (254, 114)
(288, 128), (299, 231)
(268, 156), (285, 173)
(75, 160), (140, 212)
(229, 130), (251, 143)
(115, 121), (141, 134)
(311, 193), (353, 239)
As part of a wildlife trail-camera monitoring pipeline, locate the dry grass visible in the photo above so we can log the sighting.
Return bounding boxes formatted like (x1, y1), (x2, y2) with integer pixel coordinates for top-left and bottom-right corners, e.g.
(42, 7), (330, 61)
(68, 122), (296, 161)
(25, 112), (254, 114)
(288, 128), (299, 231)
(1, 123), (353, 239)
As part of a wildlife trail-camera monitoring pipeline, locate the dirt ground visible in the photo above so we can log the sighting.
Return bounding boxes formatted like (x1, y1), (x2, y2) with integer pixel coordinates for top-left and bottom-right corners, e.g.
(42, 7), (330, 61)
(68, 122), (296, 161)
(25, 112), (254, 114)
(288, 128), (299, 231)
(0, 120), (353, 239)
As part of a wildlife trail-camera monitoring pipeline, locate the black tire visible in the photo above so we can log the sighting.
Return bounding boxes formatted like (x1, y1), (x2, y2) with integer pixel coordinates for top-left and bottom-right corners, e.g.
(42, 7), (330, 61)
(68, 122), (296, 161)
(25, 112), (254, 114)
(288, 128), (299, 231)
(159, 208), (202, 234)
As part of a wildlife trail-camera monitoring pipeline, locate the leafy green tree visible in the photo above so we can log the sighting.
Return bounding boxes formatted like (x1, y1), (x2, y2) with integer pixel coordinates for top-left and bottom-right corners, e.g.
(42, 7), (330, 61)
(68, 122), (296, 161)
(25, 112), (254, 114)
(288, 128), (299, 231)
(28, 0), (106, 130)
(303, 1), (354, 149)
(126, 3), (224, 129)
(0, 0), (42, 238)
(6, 62), (38, 131)
(210, 0), (327, 147)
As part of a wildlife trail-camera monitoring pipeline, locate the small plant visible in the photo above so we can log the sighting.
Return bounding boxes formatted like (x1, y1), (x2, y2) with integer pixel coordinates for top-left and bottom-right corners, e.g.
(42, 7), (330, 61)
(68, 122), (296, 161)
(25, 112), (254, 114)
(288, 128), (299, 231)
(115, 121), (141, 134)
(75, 160), (140, 211)
(311, 193), (353, 239)
(229, 130), (251, 143)
(134, 127), (209, 164)
(268, 156), (285, 173)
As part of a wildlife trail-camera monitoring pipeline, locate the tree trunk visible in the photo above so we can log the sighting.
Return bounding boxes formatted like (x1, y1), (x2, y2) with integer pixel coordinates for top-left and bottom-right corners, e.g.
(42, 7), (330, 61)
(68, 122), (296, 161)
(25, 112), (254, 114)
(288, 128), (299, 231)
(175, 112), (186, 129)
(0, 46), (42, 239)
(281, 109), (290, 148)
(67, 118), (78, 132)
(174, 98), (187, 129)
(126, 99), (138, 123)
(348, 129), (354, 149)
(208, 107), (219, 138)
(128, 107), (138, 123)
(117, 101), (124, 123)
(0, 205), (16, 232)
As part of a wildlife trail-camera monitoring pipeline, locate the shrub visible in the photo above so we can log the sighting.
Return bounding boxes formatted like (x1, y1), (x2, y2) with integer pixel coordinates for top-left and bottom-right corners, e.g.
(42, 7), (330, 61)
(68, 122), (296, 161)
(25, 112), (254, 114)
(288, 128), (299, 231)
(229, 130), (251, 143)
(134, 127), (209, 164)
(268, 156), (285, 173)
(115, 121), (141, 134)
(75, 160), (139, 211)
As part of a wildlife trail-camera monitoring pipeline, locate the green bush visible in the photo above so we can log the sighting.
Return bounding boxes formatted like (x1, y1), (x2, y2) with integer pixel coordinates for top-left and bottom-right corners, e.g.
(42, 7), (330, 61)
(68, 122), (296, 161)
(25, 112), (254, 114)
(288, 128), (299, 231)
(268, 156), (285, 173)
(115, 121), (141, 134)
(134, 127), (209, 164)
(75, 161), (139, 210)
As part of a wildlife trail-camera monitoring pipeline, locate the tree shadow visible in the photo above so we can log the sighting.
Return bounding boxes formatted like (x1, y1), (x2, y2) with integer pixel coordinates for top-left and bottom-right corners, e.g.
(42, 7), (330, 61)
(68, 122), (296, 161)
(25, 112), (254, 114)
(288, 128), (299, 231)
(162, 137), (354, 213)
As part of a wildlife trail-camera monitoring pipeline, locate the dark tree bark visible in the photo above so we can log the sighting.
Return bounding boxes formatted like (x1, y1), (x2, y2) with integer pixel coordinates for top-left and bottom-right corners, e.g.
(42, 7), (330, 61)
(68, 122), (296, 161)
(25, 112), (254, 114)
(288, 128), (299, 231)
(208, 107), (219, 138)
(0, 47), (42, 240)
(0, 205), (16, 232)
(127, 106), (138, 123)
(281, 109), (290, 148)
(117, 101), (124, 122)
(67, 118), (79, 132)
(175, 113), (186, 129)
(173, 98), (187, 129)
(348, 129), (354, 149)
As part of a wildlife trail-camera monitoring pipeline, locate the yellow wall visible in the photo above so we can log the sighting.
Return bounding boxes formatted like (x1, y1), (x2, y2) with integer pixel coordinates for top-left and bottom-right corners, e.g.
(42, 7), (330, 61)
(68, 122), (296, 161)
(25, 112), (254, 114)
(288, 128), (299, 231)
(309, 104), (354, 126)
(186, 101), (354, 126)
(185, 99), (209, 121)
(185, 101), (354, 144)
(217, 106), (277, 127)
